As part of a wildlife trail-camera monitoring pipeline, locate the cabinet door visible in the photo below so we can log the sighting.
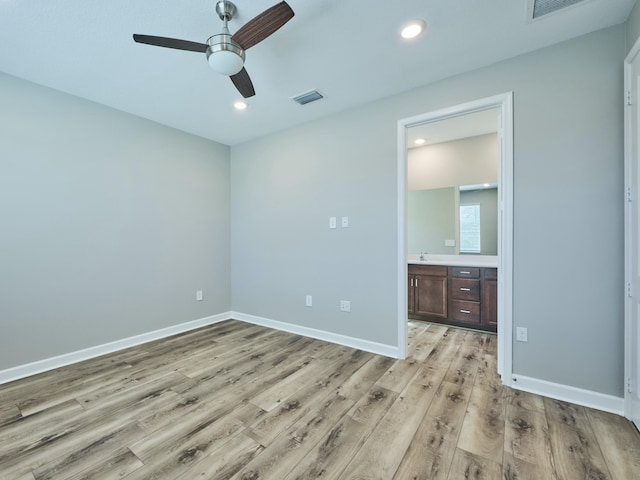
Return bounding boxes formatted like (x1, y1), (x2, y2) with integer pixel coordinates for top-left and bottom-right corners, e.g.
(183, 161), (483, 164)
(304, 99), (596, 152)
(408, 276), (415, 314)
(482, 279), (498, 327)
(414, 275), (447, 318)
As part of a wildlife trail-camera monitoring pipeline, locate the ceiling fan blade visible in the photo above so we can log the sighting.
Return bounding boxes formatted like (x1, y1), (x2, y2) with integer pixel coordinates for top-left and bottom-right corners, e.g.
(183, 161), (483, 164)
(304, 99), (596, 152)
(230, 68), (256, 98)
(133, 34), (208, 53)
(231, 1), (294, 50)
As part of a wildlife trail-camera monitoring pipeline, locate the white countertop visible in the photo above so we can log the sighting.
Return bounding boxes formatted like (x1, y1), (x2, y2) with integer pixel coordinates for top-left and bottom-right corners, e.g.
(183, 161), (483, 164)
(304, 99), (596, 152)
(408, 254), (498, 268)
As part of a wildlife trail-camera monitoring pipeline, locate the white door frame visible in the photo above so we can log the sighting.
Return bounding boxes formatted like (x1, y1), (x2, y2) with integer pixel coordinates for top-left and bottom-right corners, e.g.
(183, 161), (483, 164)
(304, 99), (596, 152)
(624, 39), (640, 428)
(396, 92), (514, 384)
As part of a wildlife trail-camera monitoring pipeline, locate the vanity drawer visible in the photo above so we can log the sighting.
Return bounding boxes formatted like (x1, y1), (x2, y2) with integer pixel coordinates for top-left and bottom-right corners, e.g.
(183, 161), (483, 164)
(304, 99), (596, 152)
(449, 278), (480, 302)
(409, 265), (447, 277)
(449, 267), (480, 279)
(449, 300), (481, 324)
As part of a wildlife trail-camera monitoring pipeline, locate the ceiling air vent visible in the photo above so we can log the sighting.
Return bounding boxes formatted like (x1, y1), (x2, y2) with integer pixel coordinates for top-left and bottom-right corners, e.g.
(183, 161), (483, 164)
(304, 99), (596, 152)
(291, 89), (324, 106)
(529, 0), (588, 20)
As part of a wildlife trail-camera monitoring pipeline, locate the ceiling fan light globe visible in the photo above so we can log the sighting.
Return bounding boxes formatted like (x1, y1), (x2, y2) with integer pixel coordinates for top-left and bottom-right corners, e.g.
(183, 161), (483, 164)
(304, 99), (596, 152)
(207, 50), (244, 75)
(206, 34), (245, 75)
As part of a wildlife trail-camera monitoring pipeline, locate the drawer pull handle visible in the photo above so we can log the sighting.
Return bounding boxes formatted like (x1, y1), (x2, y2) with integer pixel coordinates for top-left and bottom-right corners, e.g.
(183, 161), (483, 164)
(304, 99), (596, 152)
(410, 278), (413, 287)
(460, 288), (471, 291)
(460, 271), (471, 275)
(460, 309), (471, 314)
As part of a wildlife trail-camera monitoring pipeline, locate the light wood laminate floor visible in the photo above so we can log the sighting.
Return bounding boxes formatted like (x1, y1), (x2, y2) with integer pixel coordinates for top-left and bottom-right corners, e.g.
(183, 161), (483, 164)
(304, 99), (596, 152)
(1, 319), (639, 479)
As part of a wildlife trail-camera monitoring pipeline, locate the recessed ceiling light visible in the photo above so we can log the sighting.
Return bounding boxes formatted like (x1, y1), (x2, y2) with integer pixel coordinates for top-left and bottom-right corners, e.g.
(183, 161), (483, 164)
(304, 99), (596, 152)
(234, 101), (247, 110)
(401, 20), (426, 39)
(414, 138), (426, 145)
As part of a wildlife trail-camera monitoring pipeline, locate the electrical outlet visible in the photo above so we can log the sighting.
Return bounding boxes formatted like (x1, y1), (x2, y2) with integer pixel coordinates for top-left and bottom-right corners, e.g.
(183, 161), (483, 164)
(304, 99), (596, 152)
(516, 327), (528, 342)
(340, 300), (351, 312)
(341, 216), (349, 228)
(196, 290), (203, 301)
(306, 295), (312, 307)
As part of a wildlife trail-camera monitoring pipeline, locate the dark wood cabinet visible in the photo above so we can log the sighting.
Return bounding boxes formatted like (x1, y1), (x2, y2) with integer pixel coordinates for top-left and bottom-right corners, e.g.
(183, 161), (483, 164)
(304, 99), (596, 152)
(482, 268), (498, 328)
(409, 264), (497, 332)
(408, 265), (447, 319)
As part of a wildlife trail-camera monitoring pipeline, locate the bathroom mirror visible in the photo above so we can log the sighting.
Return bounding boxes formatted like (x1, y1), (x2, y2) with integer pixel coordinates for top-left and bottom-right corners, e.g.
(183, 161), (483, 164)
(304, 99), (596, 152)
(408, 184), (498, 255)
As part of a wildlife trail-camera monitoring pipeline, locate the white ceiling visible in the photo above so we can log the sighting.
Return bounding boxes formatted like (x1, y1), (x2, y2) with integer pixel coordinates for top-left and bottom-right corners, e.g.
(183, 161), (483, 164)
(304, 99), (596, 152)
(0, 0), (635, 146)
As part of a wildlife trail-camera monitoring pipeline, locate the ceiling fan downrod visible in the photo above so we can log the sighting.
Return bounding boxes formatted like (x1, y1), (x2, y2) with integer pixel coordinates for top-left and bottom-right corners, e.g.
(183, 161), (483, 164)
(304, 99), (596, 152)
(207, 1), (245, 75)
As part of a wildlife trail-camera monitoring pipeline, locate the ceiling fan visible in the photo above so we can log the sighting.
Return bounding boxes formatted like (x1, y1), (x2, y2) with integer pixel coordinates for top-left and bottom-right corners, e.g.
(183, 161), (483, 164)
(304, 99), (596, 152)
(133, 0), (294, 98)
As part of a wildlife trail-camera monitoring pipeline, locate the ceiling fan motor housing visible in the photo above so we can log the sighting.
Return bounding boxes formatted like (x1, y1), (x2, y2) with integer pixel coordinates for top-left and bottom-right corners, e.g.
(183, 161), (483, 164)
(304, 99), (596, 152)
(206, 33), (245, 75)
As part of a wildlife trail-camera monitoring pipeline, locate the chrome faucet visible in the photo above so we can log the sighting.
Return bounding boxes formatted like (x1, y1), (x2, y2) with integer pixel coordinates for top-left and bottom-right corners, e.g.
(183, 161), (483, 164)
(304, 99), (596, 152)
(419, 252), (427, 261)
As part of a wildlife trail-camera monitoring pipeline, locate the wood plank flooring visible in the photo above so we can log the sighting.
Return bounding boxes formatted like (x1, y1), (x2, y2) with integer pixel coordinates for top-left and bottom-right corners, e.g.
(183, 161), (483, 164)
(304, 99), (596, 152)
(1, 319), (639, 479)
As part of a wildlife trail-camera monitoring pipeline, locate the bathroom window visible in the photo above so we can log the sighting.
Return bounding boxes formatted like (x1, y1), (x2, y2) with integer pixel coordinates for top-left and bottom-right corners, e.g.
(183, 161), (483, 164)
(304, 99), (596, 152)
(460, 204), (481, 253)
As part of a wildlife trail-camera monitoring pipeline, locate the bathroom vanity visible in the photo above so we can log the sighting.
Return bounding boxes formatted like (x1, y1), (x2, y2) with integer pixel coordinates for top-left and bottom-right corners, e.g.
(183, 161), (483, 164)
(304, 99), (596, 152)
(408, 255), (497, 332)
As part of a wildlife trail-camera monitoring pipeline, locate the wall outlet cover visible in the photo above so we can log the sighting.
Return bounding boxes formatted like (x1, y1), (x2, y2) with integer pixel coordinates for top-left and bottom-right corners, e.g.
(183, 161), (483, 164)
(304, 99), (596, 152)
(516, 327), (528, 342)
(340, 300), (351, 312)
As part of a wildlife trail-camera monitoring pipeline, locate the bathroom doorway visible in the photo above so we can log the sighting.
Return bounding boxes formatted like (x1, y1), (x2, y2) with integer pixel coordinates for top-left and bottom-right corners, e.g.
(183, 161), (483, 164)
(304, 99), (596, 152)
(396, 93), (514, 382)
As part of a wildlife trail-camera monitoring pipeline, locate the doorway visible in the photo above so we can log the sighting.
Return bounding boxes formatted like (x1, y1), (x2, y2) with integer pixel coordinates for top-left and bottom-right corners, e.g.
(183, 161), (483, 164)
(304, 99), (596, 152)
(396, 93), (514, 383)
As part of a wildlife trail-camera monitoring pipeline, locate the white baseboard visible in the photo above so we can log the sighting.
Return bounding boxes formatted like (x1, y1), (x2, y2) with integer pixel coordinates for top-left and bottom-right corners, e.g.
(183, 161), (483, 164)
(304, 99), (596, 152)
(0, 312), (232, 385)
(231, 311), (401, 358)
(511, 374), (624, 415)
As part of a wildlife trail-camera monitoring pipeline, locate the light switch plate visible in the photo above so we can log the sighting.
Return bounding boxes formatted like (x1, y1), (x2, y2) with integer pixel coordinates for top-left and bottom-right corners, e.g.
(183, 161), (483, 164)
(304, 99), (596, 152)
(341, 216), (349, 228)
(329, 217), (337, 229)
(445, 239), (456, 247)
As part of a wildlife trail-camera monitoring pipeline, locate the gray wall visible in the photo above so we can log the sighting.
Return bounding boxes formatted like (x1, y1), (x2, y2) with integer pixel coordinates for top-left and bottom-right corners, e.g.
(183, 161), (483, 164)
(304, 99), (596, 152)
(0, 73), (231, 370)
(231, 25), (625, 397)
(230, 110), (398, 344)
(408, 134), (498, 191)
(628, 0), (640, 52)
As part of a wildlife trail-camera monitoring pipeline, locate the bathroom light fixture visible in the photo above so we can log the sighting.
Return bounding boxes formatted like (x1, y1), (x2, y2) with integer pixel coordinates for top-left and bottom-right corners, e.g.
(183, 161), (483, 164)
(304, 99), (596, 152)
(414, 138), (426, 145)
(401, 19), (426, 39)
(234, 100), (247, 110)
